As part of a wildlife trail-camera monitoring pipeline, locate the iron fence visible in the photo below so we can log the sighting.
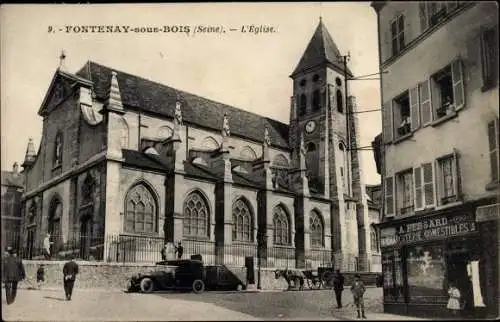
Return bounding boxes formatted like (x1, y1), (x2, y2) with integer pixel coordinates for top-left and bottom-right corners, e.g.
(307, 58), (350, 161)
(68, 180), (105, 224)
(4, 232), (336, 269)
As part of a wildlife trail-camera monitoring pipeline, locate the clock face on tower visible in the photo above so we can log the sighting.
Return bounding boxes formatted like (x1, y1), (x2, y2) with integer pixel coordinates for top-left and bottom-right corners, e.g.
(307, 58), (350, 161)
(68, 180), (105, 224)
(305, 120), (317, 133)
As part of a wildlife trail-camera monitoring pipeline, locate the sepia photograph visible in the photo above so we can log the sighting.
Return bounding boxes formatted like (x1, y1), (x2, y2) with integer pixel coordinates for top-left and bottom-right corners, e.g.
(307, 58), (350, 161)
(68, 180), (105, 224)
(0, 1), (498, 321)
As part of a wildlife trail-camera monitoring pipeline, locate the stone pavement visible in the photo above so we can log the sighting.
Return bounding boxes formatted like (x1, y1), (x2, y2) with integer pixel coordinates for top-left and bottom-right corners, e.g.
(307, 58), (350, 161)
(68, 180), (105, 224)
(1, 288), (261, 321)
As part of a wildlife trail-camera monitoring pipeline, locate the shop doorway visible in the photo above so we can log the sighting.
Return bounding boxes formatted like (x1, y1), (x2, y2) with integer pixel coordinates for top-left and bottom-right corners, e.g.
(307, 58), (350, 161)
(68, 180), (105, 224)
(447, 248), (474, 317)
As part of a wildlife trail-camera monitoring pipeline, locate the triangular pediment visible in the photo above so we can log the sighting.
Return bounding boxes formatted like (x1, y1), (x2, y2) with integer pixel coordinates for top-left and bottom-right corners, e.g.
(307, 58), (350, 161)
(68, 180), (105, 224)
(38, 69), (92, 117)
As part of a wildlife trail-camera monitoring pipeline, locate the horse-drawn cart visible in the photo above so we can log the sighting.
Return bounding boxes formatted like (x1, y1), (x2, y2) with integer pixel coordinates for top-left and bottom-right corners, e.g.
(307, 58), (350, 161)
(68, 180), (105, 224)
(302, 266), (336, 290)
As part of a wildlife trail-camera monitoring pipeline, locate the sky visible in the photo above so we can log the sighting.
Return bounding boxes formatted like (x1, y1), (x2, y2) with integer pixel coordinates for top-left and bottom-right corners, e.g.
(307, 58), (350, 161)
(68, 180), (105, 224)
(1, 2), (382, 184)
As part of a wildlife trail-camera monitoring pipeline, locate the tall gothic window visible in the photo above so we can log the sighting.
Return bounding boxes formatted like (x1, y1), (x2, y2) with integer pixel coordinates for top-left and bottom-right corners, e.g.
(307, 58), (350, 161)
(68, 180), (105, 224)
(273, 205), (290, 245)
(183, 191), (210, 238)
(53, 132), (63, 167)
(306, 142), (319, 182)
(312, 89), (321, 112)
(299, 94), (307, 116)
(124, 183), (157, 234)
(232, 198), (253, 242)
(336, 89), (344, 113)
(310, 210), (324, 248)
(339, 142), (348, 192)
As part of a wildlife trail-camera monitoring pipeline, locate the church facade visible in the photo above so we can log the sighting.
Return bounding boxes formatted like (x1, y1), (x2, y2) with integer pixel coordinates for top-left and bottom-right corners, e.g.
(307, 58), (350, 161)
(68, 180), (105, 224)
(20, 20), (380, 271)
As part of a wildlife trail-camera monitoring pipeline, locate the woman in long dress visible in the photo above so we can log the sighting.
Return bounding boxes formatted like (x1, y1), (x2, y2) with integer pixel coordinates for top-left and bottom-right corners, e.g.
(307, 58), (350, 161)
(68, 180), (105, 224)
(447, 281), (462, 316)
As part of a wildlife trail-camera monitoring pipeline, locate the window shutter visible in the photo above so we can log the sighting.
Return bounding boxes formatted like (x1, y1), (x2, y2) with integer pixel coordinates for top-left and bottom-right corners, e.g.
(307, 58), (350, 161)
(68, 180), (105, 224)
(385, 176), (395, 217)
(419, 2), (428, 33)
(383, 101), (393, 144)
(419, 80), (432, 125)
(410, 86), (420, 132)
(422, 162), (436, 207)
(413, 166), (423, 211)
(452, 149), (462, 201)
(488, 119), (500, 182)
(452, 59), (465, 110)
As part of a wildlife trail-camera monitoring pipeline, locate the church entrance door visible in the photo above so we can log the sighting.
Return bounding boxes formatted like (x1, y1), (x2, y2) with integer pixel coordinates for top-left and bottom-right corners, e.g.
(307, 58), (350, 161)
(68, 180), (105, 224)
(80, 216), (92, 260)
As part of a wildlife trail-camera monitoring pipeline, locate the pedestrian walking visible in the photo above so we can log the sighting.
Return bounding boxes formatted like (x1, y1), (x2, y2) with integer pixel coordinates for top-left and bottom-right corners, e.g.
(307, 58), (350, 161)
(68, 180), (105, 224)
(175, 241), (183, 259)
(447, 281), (462, 317)
(63, 256), (79, 301)
(36, 264), (45, 289)
(2, 247), (26, 305)
(43, 233), (53, 260)
(332, 269), (345, 308)
(351, 274), (367, 319)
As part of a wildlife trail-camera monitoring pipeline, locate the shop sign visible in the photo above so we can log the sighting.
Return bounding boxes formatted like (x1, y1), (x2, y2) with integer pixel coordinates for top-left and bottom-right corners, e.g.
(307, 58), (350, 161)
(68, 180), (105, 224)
(380, 213), (476, 247)
(476, 203), (500, 222)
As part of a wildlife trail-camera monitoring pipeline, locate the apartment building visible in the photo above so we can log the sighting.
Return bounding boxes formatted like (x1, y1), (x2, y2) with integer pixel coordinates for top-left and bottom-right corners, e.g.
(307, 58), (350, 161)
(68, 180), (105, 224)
(371, 1), (498, 318)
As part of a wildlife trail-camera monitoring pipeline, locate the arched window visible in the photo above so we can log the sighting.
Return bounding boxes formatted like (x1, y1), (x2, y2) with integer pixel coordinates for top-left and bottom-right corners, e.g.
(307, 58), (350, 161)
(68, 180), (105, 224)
(82, 174), (96, 204)
(299, 94), (307, 116)
(119, 118), (129, 149)
(240, 146), (257, 161)
(371, 226), (379, 252)
(310, 210), (324, 248)
(272, 154), (289, 168)
(336, 89), (344, 113)
(53, 132), (63, 167)
(201, 136), (219, 150)
(312, 89), (321, 112)
(273, 205), (291, 245)
(183, 191), (210, 238)
(124, 183), (157, 234)
(232, 198), (253, 242)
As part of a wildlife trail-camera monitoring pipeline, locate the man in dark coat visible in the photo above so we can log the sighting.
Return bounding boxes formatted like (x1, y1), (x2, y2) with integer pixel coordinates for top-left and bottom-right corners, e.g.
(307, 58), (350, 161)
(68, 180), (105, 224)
(333, 269), (345, 308)
(63, 256), (79, 301)
(2, 247), (26, 305)
(175, 241), (183, 259)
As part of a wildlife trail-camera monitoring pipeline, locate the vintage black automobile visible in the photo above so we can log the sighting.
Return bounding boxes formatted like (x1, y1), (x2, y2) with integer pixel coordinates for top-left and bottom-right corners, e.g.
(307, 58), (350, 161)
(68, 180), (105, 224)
(127, 259), (245, 294)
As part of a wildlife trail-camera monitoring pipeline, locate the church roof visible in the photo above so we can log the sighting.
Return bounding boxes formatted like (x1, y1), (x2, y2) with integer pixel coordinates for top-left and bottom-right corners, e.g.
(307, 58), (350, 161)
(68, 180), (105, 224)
(291, 19), (353, 78)
(76, 62), (290, 150)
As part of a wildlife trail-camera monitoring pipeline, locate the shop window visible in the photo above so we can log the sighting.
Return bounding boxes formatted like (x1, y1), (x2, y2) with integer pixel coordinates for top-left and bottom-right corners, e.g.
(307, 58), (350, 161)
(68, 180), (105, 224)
(407, 244), (447, 304)
(396, 169), (414, 216)
(382, 250), (405, 303)
(481, 26), (499, 90)
(436, 152), (461, 205)
(393, 91), (411, 139)
(391, 15), (405, 57)
(487, 119), (500, 185)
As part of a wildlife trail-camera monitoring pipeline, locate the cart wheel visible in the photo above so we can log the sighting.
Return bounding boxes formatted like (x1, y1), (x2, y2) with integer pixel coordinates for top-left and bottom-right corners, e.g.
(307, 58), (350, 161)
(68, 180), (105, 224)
(139, 277), (155, 293)
(192, 279), (205, 294)
(307, 278), (322, 290)
(322, 271), (334, 288)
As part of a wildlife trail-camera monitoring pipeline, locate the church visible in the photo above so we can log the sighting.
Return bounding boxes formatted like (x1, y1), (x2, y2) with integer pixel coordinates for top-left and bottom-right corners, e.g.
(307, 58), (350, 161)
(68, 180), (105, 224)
(20, 19), (381, 272)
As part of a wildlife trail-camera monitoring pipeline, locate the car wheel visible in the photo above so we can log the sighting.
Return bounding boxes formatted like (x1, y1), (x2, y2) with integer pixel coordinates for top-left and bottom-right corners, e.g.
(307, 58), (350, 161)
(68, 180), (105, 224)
(192, 279), (205, 294)
(140, 277), (155, 293)
(236, 284), (244, 291)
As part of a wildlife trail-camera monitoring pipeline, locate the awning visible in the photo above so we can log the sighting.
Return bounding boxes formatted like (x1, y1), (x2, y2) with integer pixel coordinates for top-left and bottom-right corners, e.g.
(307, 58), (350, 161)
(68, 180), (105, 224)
(476, 203), (500, 222)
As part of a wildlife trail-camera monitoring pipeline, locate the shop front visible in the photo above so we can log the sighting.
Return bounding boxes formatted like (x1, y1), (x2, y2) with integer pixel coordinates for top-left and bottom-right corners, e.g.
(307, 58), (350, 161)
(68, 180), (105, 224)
(378, 205), (488, 318)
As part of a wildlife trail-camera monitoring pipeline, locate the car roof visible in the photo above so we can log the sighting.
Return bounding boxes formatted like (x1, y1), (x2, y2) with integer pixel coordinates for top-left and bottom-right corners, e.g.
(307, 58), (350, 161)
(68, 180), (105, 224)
(155, 259), (203, 266)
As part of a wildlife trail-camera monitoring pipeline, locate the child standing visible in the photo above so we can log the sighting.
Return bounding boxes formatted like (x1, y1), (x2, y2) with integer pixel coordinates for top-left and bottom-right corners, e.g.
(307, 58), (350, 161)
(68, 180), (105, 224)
(447, 281), (462, 316)
(36, 264), (45, 289)
(351, 274), (367, 319)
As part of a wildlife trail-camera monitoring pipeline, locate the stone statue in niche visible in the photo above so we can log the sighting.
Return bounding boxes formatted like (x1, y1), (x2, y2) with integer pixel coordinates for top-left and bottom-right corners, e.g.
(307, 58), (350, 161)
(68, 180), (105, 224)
(222, 113), (230, 137)
(54, 134), (63, 166)
(28, 201), (37, 223)
(174, 101), (183, 126)
(264, 127), (271, 147)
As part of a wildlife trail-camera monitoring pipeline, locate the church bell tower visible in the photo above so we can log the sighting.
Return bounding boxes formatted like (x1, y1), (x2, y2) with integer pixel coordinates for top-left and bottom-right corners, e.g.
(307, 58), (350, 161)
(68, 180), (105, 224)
(289, 18), (365, 271)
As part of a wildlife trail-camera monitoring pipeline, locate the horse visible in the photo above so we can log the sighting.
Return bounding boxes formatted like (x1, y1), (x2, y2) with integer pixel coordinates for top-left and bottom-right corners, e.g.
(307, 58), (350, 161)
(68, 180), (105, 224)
(274, 268), (305, 291)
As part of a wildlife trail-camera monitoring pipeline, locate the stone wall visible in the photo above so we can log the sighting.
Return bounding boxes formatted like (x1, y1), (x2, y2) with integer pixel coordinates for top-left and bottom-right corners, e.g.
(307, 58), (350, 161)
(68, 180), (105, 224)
(17, 260), (381, 291)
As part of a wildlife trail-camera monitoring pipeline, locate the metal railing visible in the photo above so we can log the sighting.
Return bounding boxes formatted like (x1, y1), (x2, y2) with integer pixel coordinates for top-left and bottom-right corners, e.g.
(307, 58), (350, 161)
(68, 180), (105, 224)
(5, 232), (337, 269)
